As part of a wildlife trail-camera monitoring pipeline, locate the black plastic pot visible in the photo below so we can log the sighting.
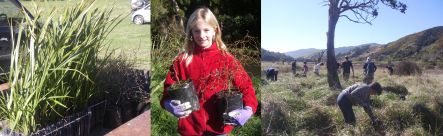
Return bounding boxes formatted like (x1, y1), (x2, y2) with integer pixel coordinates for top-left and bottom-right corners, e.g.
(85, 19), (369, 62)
(120, 100), (137, 123)
(168, 81), (199, 111)
(103, 107), (122, 129)
(0, 100), (106, 136)
(215, 90), (243, 124)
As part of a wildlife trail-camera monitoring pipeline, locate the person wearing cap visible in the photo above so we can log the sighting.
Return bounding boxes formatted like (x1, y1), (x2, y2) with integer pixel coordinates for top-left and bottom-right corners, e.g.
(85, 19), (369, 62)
(341, 56), (354, 81)
(337, 82), (382, 125)
(363, 57), (377, 84)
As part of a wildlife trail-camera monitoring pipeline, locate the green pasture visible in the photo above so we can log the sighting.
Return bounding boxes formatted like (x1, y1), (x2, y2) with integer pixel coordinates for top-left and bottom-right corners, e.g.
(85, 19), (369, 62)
(22, 0), (151, 69)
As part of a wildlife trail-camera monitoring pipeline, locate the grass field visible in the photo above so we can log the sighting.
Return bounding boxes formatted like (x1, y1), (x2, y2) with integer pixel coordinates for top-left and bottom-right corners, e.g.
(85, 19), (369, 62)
(21, 0), (151, 69)
(262, 61), (443, 135)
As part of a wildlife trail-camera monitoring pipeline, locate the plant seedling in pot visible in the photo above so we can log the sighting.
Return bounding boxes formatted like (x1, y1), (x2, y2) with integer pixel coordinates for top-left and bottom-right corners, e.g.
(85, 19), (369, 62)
(168, 79), (200, 111)
(215, 89), (243, 125)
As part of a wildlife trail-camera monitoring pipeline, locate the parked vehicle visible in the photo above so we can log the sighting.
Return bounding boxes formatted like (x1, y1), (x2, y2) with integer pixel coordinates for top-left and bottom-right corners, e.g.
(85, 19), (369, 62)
(131, 4), (150, 25)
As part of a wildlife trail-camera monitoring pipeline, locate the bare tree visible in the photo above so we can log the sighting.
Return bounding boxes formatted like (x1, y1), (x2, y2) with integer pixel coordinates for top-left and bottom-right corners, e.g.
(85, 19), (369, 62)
(325, 0), (406, 89)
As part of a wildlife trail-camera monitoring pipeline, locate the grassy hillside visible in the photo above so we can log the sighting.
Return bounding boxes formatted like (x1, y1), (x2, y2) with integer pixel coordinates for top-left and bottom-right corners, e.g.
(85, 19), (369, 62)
(21, 0), (151, 69)
(374, 26), (443, 67)
(339, 26), (443, 68)
(262, 61), (443, 135)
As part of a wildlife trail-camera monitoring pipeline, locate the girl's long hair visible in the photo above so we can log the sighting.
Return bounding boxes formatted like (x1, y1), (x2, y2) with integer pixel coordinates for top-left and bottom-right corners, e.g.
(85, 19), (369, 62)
(182, 7), (227, 66)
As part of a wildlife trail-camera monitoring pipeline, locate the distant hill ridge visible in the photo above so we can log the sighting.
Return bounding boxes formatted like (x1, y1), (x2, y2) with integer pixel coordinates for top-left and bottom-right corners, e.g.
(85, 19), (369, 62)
(261, 48), (294, 61)
(285, 43), (380, 59)
(263, 26), (443, 67)
(281, 26), (443, 66)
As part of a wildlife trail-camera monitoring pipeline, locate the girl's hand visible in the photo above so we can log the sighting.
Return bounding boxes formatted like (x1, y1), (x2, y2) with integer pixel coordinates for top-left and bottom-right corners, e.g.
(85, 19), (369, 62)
(227, 106), (253, 126)
(164, 99), (192, 118)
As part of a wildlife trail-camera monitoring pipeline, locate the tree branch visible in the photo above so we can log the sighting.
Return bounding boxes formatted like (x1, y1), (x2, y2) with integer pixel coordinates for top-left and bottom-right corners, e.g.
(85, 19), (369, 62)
(339, 0), (347, 8)
(322, 0), (330, 6)
(340, 15), (364, 24)
(339, 0), (376, 14)
(350, 8), (374, 24)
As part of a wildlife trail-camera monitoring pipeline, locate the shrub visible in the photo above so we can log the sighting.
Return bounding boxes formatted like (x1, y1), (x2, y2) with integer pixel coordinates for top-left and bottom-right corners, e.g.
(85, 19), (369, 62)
(382, 103), (416, 131)
(301, 107), (334, 134)
(402, 126), (429, 136)
(299, 81), (313, 89)
(325, 93), (339, 106)
(303, 87), (328, 101)
(285, 98), (308, 111)
(431, 96), (443, 118)
(383, 85), (408, 95)
(95, 55), (149, 118)
(370, 96), (385, 108)
(394, 61), (422, 76)
(262, 102), (291, 135)
(412, 103), (443, 135)
(288, 84), (304, 97)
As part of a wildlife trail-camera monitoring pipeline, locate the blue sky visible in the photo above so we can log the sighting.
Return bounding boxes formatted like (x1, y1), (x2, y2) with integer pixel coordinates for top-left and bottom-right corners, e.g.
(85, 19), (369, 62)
(262, 0), (443, 53)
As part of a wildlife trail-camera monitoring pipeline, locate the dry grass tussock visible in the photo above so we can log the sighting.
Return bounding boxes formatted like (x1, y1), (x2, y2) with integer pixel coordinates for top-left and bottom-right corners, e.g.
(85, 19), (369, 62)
(261, 61), (443, 135)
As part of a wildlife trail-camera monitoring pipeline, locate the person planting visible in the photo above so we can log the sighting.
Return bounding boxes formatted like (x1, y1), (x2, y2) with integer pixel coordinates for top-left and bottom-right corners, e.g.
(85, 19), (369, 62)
(160, 7), (258, 136)
(313, 62), (324, 76)
(265, 67), (278, 81)
(337, 82), (382, 126)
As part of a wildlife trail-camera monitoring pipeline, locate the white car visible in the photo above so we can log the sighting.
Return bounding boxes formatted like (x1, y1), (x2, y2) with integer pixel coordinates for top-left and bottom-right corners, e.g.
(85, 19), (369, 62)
(131, 5), (150, 25)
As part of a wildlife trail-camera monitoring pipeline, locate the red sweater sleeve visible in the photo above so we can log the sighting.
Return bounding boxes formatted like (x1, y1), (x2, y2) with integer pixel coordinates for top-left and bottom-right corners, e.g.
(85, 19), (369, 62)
(229, 57), (258, 113)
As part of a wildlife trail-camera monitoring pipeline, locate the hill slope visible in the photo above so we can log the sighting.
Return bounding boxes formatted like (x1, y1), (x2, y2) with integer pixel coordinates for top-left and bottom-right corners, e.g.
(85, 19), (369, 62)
(374, 26), (443, 62)
(262, 48), (294, 61)
(285, 43), (380, 60)
(338, 26), (443, 66)
(285, 48), (321, 58)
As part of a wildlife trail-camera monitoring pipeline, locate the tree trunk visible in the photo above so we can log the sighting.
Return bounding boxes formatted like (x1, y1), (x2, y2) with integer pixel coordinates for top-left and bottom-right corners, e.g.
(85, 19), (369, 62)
(326, 2), (342, 89)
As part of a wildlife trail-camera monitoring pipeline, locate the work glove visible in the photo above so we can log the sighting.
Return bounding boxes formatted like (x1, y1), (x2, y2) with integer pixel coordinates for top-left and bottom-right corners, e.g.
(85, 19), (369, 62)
(164, 99), (192, 118)
(225, 106), (253, 126)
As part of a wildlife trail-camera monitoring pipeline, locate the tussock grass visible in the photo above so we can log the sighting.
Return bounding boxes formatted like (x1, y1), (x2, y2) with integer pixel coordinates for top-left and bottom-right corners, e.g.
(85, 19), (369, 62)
(395, 61), (422, 76)
(0, 0), (122, 134)
(383, 84), (408, 96)
(262, 61), (443, 135)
